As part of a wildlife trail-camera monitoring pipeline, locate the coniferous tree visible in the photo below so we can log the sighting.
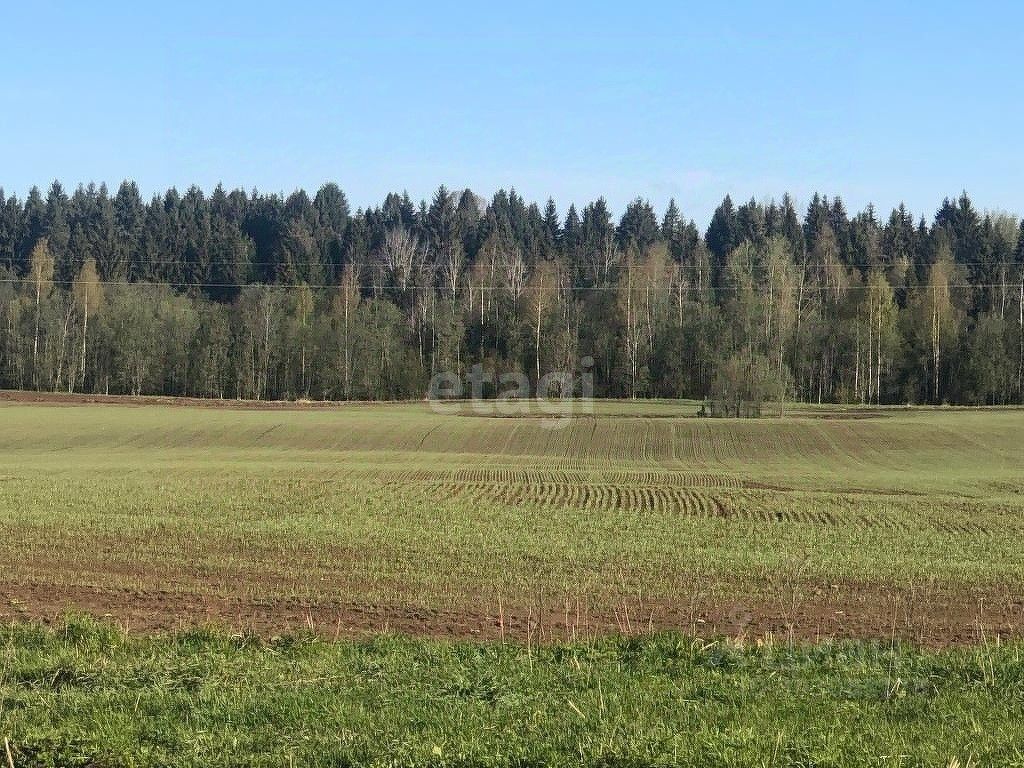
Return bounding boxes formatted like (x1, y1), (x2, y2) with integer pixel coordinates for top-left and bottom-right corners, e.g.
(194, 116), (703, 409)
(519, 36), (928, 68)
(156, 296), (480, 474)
(706, 195), (739, 264)
(541, 198), (561, 259)
(0, 180), (1022, 406)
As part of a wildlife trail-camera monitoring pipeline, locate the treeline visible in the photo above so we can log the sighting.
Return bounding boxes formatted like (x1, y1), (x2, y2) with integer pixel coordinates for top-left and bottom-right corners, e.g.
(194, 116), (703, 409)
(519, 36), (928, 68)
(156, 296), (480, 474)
(0, 181), (1022, 404)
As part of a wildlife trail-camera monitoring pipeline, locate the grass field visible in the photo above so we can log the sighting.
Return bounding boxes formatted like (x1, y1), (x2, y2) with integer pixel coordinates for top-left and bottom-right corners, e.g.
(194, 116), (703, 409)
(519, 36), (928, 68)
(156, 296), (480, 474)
(3, 396), (1024, 764)
(3, 617), (1024, 767)
(1, 396), (1023, 643)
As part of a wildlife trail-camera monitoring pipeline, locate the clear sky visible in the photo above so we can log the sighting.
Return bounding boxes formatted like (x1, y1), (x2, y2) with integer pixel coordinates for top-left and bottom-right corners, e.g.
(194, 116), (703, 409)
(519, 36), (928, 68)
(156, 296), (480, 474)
(3, 1), (1023, 225)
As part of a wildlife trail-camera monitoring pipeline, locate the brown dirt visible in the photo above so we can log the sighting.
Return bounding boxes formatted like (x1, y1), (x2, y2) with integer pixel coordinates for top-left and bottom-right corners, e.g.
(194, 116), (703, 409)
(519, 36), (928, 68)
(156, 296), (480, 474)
(5, 389), (1023, 416)
(0, 389), (409, 410)
(2, 579), (1021, 647)
(3, 388), (1021, 646)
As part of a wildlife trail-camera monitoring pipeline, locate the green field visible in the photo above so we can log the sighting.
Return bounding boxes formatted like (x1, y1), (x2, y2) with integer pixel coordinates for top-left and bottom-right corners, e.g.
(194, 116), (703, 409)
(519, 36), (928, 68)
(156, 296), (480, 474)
(2, 399), (1024, 640)
(3, 617), (1024, 767)
(2, 398), (1024, 764)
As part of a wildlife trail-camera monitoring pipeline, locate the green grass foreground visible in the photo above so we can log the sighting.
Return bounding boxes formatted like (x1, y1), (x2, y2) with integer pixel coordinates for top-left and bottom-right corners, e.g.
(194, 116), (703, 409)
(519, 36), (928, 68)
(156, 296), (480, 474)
(1, 619), (1022, 767)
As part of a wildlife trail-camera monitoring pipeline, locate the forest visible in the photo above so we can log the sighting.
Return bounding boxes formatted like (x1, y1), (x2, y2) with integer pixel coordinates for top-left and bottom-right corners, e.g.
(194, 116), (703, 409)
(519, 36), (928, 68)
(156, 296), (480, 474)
(0, 180), (1022, 405)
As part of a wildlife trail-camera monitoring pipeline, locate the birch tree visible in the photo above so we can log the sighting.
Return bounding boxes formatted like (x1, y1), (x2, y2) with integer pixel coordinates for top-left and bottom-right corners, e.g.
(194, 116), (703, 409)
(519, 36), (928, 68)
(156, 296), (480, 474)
(524, 259), (558, 385)
(28, 238), (54, 388)
(73, 257), (103, 391)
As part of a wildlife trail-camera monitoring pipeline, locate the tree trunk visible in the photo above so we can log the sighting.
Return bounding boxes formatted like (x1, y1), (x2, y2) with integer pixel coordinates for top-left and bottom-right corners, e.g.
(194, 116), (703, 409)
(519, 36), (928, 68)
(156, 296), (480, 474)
(932, 295), (940, 403)
(876, 299), (882, 405)
(343, 287), (351, 399)
(535, 290), (542, 386)
(33, 280), (41, 389)
(55, 304), (73, 393)
(80, 294), (89, 392)
(1018, 277), (1023, 401)
(854, 308), (861, 403)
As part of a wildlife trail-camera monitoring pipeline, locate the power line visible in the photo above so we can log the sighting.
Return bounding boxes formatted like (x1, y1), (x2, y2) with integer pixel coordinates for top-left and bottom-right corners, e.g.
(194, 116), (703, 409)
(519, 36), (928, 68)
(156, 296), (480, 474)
(3, 254), (1023, 269)
(0, 277), (1021, 293)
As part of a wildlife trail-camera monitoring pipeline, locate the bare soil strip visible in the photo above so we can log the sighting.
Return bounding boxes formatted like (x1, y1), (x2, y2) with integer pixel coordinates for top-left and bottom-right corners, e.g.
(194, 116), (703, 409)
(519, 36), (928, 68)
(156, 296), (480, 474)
(0, 389), (395, 410)
(3, 580), (1020, 647)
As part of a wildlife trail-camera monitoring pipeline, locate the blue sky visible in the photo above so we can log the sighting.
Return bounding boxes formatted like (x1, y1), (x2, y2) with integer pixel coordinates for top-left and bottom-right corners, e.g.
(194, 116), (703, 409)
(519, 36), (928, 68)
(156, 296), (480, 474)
(3, 1), (1023, 225)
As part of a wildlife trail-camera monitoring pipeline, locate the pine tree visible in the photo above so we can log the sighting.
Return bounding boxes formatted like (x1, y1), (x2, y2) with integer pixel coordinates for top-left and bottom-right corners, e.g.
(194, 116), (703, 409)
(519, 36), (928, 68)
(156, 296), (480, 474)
(18, 187), (46, 276)
(736, 198), (766, 249)
(617, 198), (658, 253)
(0, 191), (21, 273)
(705, 195), (739, 263)
(45, 181), (72, 283)
(456, 190), (482, 258)
(661, 199), (680, 241)
(427, 186), (456, 257)
(705, 195), (739, 289)
(542, 198), (561, 258)
(313, 183), (350, 281)
(562, 204), (581, 257)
